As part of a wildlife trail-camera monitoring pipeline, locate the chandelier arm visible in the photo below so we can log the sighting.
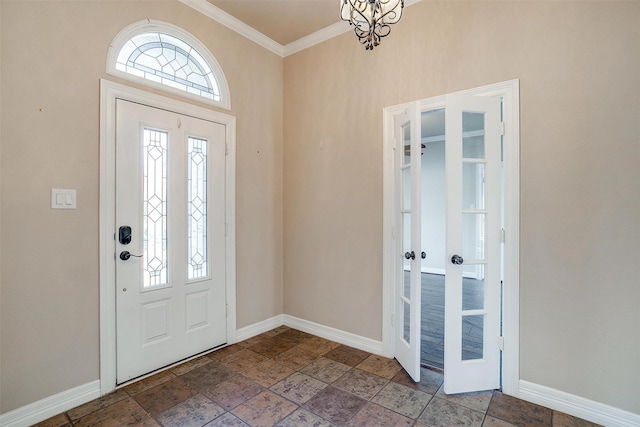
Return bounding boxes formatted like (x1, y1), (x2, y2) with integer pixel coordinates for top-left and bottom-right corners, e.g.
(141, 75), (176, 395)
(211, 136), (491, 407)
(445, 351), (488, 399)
(341, 0), (404, 50)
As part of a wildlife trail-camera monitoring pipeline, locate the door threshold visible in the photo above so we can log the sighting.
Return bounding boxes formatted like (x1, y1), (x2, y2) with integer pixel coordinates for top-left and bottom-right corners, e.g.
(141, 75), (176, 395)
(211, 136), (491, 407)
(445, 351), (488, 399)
(116, 343), (227, 387)
(421, 363), (444, 374)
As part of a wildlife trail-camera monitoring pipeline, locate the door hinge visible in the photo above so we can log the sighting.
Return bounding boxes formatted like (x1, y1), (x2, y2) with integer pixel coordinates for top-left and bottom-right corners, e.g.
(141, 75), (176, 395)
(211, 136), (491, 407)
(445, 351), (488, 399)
(391, 314), (395, 327)
(225, 143), (229, 156)
(500, 122), (505, 136)
(499, 336), (504, 351)
(226, 303), (229, 318)
(500, 228), (505, 243)
(225, 223), (228, 237)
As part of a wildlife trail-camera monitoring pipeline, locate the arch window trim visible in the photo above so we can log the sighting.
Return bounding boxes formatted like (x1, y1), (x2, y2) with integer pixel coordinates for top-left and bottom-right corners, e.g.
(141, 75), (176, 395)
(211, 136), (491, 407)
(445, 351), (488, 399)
(107, 19), (231, 110)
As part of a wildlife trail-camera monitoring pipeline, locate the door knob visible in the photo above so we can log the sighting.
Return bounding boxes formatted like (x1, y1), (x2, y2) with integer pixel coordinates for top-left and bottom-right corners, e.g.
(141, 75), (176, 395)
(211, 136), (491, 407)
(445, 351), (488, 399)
(120, 251), (143, 261)
(451, 254), (464, 265)
(421, 251), (426, 259)
(404, 251), (416, 260)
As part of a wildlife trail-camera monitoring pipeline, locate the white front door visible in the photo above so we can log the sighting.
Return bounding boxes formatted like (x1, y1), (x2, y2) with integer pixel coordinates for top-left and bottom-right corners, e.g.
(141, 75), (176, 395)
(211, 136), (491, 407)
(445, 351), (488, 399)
(115, 99), (227, 383)
(391, 92), (502, 393)
(443, 93), (502, 394)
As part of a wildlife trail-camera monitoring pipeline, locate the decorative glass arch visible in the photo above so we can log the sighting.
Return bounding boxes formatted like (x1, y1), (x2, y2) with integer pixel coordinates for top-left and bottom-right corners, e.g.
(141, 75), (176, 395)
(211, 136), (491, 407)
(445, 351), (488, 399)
(107, 20), (231, 110)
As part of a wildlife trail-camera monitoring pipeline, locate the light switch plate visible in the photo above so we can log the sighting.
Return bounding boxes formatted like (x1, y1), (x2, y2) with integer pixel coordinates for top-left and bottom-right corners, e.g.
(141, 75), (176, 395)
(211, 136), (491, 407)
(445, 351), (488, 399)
(51, 189), (76, 209)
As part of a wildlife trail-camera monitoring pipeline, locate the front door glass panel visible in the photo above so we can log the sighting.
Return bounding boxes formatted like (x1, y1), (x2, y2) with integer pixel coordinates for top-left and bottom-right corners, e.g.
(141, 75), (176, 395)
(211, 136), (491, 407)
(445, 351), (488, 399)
(187, 136), (209, 280)
(143, 128), (169, 288)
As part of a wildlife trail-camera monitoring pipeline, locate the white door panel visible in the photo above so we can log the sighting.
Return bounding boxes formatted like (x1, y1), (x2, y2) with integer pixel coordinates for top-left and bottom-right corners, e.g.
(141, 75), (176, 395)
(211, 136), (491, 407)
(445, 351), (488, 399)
(444, 94), (501, 394)
(394, 104), (422, 382)
(115, 99), (226, 383)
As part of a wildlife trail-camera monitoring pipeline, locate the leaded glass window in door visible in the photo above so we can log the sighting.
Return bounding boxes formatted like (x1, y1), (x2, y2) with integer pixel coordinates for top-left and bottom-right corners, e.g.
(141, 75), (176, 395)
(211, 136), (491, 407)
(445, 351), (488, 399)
(187, 137), (208, 280)
(116, 32), (221, 102)
(142, 128), (168, 288)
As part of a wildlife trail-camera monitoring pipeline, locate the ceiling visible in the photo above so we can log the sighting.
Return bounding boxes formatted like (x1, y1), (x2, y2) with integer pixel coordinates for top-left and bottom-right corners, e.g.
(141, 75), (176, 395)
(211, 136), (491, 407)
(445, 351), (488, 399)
(207, 1), (341, 46)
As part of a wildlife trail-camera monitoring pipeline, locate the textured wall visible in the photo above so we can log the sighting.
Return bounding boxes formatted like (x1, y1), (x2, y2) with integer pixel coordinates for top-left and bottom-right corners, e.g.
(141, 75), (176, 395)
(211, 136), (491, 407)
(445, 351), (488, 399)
(0, 0), (283, 413)
(283, 0), (640, 413)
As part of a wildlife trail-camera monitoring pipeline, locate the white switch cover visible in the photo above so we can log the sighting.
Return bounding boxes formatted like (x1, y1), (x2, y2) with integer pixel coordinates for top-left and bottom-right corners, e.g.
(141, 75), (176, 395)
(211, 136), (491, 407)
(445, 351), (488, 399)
(51, 189), (76, 209)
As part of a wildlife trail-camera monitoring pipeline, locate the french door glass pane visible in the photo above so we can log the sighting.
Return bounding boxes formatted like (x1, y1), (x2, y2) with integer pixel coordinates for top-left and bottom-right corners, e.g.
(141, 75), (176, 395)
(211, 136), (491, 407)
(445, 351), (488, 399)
(402, 212), (411, 299)
(462, 315), (484, 360)
(403, 300), (411, 344)
(143, 128), (168, 288)
(402, 167), (411, 210)
(187, 137), (208, 280)
(462, 213), (485, 260)
(462, 162), (485, 210)
(462, 277), (485, 311)
(462, 112), (485, 159)
(402, 123), (411, 166)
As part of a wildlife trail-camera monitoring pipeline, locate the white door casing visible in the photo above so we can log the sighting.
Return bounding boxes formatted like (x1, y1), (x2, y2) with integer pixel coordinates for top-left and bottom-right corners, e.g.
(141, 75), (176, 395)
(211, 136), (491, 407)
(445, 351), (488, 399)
(100, 80), (237, 394)
(115, 100), (227, 382)
(382, 80), (520, 396)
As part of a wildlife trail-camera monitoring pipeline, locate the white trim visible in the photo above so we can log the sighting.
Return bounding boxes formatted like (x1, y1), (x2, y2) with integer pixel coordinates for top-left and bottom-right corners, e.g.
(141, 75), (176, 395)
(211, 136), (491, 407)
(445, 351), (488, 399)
(99, 79), (236, 396)
(382, 79), (520, 393)
(0, 381), (100, 427)
(519, 380), (640, 427)
(181, 0), (423, 58)
(236, 315), (285, 342)
(421, 267), (445, 275)
(284, 315), (384, 355)
(235, 314), (384, 356)
(179, 0), (284, 57)
(283, 21), (351, 57)
(106, 19), (231, 110)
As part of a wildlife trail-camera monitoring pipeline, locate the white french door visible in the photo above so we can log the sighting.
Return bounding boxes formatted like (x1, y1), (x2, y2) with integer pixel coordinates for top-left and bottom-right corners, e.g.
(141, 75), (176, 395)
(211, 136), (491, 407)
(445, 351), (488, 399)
(392, 92), (502, 393)
(443, 93), (501, 394)
(115, 99), (227, 383)
(393, 104), (422, 382)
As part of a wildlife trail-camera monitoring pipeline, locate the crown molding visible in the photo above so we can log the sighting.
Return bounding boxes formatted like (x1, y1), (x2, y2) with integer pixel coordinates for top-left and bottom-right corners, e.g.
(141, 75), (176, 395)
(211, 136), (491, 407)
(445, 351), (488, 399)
(284, 21), (351, 57)
(179, 0), (285, 57)
(180, 0), (423, 58)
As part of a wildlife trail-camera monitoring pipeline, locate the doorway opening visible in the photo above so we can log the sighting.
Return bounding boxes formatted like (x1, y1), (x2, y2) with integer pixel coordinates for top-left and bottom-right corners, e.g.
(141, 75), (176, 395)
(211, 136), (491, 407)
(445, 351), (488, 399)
(382, 79), (520, 396)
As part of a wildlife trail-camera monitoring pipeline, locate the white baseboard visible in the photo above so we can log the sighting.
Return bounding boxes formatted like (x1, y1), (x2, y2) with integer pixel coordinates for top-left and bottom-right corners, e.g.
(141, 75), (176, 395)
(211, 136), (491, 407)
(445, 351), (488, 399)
(0, 380), (101, 427)
(412, 267), (479, 280)
(0, 315), (378, 427)
(518, 380), (640, 427)
(234, 314), (383, 356)
(422, 267), (445, 275)
(283, 314), (384, 355)
(235, 314), (284, 342)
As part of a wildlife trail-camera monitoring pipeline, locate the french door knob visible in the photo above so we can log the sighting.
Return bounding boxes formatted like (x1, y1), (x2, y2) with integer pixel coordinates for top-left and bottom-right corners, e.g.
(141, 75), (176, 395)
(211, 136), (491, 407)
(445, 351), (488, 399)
(421, 251), (427, 259)
(404, 251), (416, 260)
(451, 254), (464, 265)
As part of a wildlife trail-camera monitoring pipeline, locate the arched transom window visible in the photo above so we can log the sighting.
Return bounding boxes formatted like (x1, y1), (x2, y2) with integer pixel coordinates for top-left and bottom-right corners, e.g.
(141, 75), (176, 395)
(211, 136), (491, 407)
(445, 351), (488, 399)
(108, 20), (230, 110)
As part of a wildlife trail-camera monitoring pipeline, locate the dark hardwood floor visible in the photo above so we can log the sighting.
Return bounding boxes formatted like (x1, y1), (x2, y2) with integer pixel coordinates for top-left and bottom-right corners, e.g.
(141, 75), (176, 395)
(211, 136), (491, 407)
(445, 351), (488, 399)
(421, 273), (485, 369)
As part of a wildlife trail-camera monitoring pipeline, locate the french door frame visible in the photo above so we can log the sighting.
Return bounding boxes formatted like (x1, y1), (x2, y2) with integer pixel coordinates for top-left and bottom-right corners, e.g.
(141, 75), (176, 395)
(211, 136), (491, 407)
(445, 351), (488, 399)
(99, 79), (237, 395)
(381, 80), (520, 396)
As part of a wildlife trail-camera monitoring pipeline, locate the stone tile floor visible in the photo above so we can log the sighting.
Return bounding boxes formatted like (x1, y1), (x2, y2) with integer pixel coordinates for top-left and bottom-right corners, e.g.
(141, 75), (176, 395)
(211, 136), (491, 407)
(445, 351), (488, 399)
(36, 326), (600, 427)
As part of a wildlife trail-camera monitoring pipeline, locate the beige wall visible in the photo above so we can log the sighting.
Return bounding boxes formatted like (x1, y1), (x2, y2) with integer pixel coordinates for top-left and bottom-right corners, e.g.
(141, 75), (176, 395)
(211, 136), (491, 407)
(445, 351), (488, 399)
(1, 0), (639, 418)
(284, 0), (640, 414)
(0, 1), (283, 413)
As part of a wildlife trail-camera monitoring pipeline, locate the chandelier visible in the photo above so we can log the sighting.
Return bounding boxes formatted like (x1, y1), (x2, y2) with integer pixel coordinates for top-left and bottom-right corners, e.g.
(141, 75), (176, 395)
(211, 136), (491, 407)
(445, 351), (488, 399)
(340, 0), (404, 50)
